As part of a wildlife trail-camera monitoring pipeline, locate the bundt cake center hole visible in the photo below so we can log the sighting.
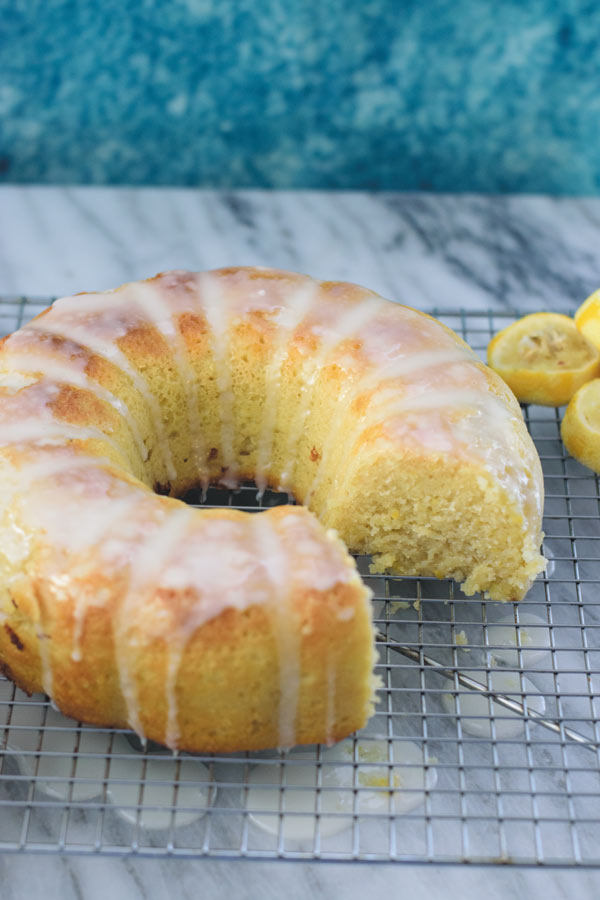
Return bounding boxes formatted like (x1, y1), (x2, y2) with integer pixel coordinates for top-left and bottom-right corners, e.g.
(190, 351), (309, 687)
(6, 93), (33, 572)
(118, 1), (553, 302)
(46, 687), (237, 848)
(179, 481), (297, 512)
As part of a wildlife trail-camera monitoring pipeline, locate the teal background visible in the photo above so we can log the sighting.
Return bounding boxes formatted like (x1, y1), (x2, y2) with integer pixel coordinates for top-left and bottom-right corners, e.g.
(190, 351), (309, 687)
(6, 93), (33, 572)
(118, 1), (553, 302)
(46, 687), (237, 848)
(1, 0), (599, 192)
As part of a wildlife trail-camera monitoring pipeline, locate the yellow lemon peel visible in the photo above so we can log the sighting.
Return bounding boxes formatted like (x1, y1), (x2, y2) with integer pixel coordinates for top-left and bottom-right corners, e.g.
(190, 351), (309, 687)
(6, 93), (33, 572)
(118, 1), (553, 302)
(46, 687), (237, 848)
(574, 289), (600, 352)
(488, 313), (600, 406)
(561, 378), (600, 473)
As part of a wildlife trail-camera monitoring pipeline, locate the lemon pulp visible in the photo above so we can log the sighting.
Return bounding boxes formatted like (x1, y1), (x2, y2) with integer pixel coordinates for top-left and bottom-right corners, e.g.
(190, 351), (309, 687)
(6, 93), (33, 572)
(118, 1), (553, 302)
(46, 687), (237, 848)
(488, 313), (600, 406)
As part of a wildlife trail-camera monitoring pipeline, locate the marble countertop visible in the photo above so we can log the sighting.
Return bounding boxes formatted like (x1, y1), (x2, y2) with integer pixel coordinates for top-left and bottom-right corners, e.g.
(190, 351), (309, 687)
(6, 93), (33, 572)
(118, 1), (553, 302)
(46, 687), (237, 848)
(1, 186), (600, 309)
(0, 186), (599, 899)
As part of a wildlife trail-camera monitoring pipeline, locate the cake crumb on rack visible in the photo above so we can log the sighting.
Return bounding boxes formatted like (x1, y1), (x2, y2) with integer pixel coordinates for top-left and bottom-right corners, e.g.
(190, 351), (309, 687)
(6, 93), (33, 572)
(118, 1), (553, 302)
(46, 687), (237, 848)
(389, 600), (411, 614)
(455, 630), (471, 651)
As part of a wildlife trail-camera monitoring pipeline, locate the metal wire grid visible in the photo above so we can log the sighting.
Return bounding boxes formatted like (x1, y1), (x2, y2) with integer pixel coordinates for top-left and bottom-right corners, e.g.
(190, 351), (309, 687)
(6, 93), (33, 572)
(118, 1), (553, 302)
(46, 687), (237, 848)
(0, 295), (599, 866)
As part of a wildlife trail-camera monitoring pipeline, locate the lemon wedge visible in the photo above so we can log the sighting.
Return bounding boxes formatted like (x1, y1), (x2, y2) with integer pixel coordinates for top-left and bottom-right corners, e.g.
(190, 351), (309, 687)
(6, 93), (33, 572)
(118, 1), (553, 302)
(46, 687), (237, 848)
(574, 289), (600, 352)
(488, 313), (600, 406)
(561, 379), (600, 473)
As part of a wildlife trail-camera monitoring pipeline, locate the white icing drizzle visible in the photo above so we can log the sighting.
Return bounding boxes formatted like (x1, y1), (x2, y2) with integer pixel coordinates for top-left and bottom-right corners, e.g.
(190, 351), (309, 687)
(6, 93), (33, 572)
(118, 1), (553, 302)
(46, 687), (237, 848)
(278, 293), (383, 490)
(69, 494), (143, 663)
(304, 346), (474, 506)
(125, 282), (208, 486)
(0, 451), (135, 687)
(0, 451), (111, 525)
(26, 307), (177, 484)
(253, 513), (300, 748)
(0, 419), (127, 461)
(164, 646), (183, 750)
(1, 344), (149, 463)
(195, 272), (237, 487)
(36, 627), (54, 699)
(69, 603), (93, 663)
(113, 506), (194, 742)
(0, 371), (37, 391)
(366, 385), (501, 416)
(321, 374), (530, 531)
(0, 452), (102, 702)
(254, 281), (319, 496)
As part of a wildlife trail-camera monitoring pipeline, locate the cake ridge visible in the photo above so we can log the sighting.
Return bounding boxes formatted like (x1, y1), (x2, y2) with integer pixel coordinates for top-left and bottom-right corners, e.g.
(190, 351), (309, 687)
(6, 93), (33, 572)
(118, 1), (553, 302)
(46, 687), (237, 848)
(254, 278), (319, 497)
(26, 304), (177, 482)
(1, 336), (149, 463)
(126, 280), (208, 486)
(277, 289), (383, 492)
(304, 346), (475, 508)
(0, 408), (128, 463)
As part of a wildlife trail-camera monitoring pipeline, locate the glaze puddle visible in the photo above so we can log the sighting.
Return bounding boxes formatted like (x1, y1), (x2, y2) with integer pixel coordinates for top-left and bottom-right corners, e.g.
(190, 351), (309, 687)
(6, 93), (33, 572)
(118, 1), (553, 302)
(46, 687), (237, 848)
(486, 612), (552, 668)
(442, 671), (546, 739)
(246, 738), (437, 841)
(0, 687), (212, 828)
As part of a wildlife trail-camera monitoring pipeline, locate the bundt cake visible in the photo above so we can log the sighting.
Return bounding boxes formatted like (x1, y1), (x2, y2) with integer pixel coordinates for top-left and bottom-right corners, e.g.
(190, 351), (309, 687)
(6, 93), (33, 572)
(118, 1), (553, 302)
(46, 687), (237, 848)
(0, 267), (545, 751)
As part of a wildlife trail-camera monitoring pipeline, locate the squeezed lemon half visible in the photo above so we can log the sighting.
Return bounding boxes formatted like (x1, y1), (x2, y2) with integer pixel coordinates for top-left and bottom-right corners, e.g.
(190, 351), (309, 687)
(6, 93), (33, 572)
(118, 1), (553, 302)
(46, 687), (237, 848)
(561, 379), (600, 473)
(574, 289), (600, 352)
(488, 313), (600, 406)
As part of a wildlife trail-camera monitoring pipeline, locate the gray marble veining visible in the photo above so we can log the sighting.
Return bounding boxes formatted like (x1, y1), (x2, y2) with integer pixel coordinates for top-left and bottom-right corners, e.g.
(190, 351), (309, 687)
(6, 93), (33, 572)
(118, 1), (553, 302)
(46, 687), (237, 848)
(1, 853), (600, 900)
(1, 187), (600, 313)
(1, 186), (600, 898)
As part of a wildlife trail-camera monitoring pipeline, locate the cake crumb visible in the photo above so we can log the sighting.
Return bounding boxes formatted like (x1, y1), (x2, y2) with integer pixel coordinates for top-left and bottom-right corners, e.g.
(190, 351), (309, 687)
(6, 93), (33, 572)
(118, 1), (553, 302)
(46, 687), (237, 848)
(455, 630), (471, 651)
(389, 600), (411, 614)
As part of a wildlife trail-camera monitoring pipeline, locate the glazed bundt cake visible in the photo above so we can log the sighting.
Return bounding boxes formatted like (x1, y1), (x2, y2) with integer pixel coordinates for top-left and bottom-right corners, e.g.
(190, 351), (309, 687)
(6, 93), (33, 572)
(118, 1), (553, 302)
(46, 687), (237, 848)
(0, 267), (545, 751)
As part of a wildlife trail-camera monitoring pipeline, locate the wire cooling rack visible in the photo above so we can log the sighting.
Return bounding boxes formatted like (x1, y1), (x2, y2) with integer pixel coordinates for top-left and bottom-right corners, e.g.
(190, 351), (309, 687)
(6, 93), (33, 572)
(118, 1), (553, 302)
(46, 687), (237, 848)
(0, 296), (599, 866)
